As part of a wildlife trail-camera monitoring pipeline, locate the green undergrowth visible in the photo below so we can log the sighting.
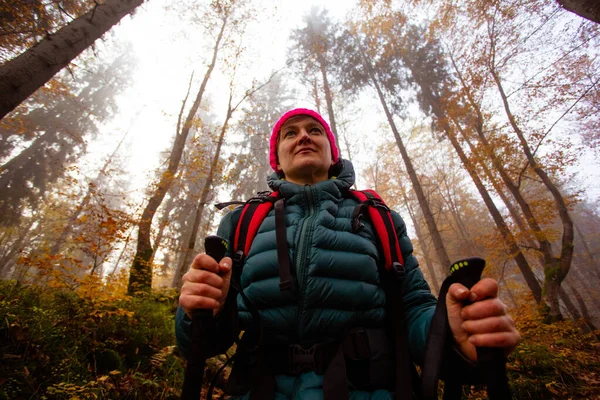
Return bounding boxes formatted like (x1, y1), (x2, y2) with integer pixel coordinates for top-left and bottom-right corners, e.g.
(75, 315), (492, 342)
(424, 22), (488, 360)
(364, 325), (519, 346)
(0, 280), (185, 399)
(1, 279), (599, 399)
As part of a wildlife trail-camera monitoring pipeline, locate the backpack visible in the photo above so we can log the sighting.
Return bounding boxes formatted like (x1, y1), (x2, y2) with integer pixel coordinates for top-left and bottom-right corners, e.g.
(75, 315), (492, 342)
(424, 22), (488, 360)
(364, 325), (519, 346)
(215, 189), (417, 400)
(211, 190), (511, 400)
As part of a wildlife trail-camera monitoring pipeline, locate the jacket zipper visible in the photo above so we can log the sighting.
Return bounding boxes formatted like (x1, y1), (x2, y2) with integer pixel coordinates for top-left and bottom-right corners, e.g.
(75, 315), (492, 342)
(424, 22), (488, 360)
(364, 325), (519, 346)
(295, 185), (316, 339)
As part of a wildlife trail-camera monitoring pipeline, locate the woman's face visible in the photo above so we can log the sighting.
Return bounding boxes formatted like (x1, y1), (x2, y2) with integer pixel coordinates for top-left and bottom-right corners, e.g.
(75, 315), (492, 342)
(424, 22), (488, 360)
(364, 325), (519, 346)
(276, 115), (333, 185)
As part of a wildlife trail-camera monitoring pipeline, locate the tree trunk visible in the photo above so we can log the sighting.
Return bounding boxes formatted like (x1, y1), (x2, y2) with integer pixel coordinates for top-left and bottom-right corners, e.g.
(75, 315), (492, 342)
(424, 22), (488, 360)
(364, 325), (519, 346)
(568, 262), (600, 313)
(0, 221), (34, 278)
(170, 71), (278, 289)
(128, 18), (227, 294)
(0, 0), (144, 120)
(319, 63), (342, 155)
(367, 66), (452, 269)
(490, 65), (574, 322)
(172, 99), (233, 289)
(401, 187), (440, 293)
(556, 0), (600, 24)
(566, 282), (598, 332)
(446, 119), (543, 302)
(439, 171), (477, 254)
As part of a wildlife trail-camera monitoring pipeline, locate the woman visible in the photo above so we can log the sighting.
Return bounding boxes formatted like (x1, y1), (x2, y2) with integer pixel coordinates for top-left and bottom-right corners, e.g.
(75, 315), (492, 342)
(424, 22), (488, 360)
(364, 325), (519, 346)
(176, 108), (520, 399)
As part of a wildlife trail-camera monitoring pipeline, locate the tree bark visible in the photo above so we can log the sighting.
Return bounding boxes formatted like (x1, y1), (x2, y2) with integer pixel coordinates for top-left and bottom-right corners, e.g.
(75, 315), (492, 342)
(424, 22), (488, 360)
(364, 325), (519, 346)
(556, 0), (600, 24)
(366, 64), (452, 269)
(489, 64), (574, 322)
(447, 119), (543, 302)
(319, 62), (342, 155)
(172, 97), (233, 289)
(0, 0), (144, 120)
(128, 18), (227, 294)
(401, 186), (440, 293)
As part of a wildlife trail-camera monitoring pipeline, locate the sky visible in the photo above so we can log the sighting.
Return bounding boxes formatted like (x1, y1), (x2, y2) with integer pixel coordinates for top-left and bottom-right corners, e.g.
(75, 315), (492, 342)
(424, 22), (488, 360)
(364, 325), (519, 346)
(85, 0), (373, 196)
(81, 0), (600, 213)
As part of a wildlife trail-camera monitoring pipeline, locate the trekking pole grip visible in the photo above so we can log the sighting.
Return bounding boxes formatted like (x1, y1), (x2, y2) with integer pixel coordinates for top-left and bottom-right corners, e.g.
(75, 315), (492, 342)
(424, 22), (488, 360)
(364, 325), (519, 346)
(181, 235), (228, 400)
(450, 257), (511, 400)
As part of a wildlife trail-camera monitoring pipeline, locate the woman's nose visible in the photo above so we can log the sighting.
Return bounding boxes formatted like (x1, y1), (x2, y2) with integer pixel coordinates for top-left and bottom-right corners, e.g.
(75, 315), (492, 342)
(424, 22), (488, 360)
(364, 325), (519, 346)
(297, 129), (311, 142)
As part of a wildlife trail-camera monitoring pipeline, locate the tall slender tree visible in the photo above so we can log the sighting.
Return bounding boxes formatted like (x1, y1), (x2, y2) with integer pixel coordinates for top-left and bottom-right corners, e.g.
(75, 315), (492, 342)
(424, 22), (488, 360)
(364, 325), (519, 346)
(336, 16), (452, 268)
(0, 0), (144, 120)
(127, 0), (250, 293)
(0, 52), (131, 226)
(173, 71), (279, 289)
(289, 7), (342, 154)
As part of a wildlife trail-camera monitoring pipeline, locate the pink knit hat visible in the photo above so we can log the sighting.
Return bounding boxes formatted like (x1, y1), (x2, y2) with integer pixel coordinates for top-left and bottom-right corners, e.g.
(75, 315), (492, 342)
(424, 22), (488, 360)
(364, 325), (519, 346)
(269, 108), (339, 171)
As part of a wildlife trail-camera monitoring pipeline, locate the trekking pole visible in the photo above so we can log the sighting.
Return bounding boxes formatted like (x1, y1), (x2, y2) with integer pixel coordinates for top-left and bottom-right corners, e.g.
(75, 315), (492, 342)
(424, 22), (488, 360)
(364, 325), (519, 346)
(422, 257), (511, 400)
(181, 235), (228, 400)
(448, 257), (511, 400)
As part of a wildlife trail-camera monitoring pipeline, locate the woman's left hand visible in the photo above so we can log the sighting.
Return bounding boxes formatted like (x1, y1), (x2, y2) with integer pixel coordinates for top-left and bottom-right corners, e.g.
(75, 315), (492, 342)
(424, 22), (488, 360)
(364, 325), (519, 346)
(446, 278), (521, 362)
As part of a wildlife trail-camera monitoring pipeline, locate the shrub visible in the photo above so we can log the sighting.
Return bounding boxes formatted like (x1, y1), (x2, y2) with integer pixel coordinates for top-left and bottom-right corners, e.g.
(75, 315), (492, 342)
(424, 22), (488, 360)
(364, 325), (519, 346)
(0, 280), (185, 399)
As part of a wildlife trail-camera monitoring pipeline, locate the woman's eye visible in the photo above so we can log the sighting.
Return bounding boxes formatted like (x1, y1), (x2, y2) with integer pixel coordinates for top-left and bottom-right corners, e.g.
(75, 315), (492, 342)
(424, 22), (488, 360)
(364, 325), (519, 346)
(284, 131), (296, 138)
(310, 128), (322, 134)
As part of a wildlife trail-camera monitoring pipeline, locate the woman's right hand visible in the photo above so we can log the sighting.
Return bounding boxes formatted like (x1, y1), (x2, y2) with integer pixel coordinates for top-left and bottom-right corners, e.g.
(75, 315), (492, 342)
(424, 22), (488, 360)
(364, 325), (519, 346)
(179, 253), (233, 319)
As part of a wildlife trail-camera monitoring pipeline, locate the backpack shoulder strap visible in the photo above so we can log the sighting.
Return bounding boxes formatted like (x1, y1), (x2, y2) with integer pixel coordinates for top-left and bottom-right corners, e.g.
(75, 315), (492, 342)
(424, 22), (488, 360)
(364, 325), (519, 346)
(348, 189), (416, 400)
(348, 189), (404, 272)
(233, 191), (280, 263)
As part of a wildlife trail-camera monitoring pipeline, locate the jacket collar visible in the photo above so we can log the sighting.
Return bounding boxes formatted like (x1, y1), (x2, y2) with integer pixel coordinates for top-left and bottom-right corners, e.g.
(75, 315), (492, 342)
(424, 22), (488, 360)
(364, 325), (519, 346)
(267, 159), (355, 200)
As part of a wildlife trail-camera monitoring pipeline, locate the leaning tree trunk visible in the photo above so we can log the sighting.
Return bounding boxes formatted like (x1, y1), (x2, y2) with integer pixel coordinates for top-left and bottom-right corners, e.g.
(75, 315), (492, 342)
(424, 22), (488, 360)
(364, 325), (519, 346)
(556, 0), (600, 24)
(170, 72), (278, 289)
(128, 18), (227, 294)
(367, 65), (452, 269)
(404, 46), (543, 300)
(490, 66), (575, 322)
(400, 185), (440, 293)
(445, 118), (543, 302)
(172, 97), (233, 289)
(0, 0), (144, 120)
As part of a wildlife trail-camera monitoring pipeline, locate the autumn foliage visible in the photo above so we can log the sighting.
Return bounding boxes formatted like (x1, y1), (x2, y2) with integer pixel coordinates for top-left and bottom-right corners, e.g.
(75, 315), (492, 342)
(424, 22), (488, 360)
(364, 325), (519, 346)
(0, 275), (184, 399)
(1, 0), (600, 398)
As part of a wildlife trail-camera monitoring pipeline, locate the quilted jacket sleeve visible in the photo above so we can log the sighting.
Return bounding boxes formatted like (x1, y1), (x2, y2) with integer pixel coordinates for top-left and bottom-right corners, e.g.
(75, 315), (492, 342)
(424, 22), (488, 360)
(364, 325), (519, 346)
(390, 210), (438, 365)
(175, 207), (242, 360)
(391, 209), (483, 384)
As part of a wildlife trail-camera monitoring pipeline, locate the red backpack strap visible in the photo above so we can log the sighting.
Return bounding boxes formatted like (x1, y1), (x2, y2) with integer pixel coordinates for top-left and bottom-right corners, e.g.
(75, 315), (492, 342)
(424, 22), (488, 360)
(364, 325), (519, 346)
(349, 189), (413, 399)
(233, 191), (280, 260)
(349, 189), (404, 272)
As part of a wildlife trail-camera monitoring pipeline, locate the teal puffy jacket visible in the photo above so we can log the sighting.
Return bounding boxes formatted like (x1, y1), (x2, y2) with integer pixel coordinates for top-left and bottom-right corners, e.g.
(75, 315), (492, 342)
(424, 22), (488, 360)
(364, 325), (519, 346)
(176, 160), (439, 399)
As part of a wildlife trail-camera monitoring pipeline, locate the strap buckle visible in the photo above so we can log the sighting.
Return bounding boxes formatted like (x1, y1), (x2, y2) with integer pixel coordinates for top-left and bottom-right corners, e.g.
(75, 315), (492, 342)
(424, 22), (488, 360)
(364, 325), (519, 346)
(368, 197), (390, 211)
(247, 191), (273, 203)
(288, 344), (325, 374)
(391, 261), (405, 280)
(232, 250), (245, 268)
